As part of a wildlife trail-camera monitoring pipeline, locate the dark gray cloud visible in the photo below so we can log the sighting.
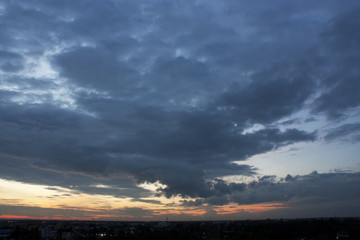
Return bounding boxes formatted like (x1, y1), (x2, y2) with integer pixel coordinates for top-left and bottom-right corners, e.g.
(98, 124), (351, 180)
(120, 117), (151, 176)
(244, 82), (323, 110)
(312, 8), (360, 119)
(0, 99), (315, 198)
(0, 204), (155, 220)
(0, 204), (92, 219)
(325, 122), (360, 142)
(0, 0), (359, 214)
(217, 63), (317, 125)
(54, 46), (140, 94)
(0, 51), (24, 72)
(182, 171), (360, 207)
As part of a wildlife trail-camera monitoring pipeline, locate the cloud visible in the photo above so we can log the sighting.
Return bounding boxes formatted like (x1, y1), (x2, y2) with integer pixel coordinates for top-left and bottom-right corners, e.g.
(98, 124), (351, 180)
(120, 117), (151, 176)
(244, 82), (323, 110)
(0, 97), (316, 199)
(54, 46), (140, 94)
(217, 64), (317, 125)
(0, 204), (155, 220)
(182, 171), (360, 209)
(0, 51), (24, 72)
(324, 122), (360, 142)
(0, 0), (359, 215)
(312, 8), (360, 119)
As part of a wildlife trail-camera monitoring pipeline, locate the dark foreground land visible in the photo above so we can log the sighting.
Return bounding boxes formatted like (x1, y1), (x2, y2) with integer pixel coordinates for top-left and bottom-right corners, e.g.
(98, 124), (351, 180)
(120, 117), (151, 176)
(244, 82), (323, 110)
(0, 218), (359, 240)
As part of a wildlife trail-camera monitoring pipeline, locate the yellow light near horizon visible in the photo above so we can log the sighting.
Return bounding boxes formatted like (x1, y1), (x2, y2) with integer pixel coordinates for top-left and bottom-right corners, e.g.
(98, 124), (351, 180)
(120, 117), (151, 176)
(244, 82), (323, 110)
(0, 178), (167, 212)
(0, 178), (60, 207)
(0, 178), (289, 221)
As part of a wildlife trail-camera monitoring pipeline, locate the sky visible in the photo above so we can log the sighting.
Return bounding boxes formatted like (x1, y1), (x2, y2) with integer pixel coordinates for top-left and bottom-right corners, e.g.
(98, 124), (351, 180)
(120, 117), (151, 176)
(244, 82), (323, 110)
(0, 0), (360, 221)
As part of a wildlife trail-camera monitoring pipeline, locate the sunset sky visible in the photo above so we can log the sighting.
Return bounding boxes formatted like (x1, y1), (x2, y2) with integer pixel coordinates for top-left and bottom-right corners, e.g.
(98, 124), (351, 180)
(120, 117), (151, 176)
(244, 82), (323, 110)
(1, 0), (360, 221)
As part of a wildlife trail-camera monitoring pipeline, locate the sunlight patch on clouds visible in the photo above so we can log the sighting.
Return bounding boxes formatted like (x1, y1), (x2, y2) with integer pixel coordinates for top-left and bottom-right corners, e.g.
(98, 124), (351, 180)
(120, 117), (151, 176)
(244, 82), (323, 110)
(175, 48), (191, 58)
(0, 83), (20, 92)
(241, 124), (265, 135)
(220, 174), (257, 184)
(89, 184), (113, 189)
(138, 181), (167, 193)
(24, 54), (58, 80)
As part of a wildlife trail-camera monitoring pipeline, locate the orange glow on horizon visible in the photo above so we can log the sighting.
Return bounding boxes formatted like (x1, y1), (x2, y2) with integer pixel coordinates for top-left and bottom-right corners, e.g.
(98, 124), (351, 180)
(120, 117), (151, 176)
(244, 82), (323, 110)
(214, 202), (287, 215)
(154, 209), (207, 216)
(0, 215), (39, 220)
(0, 215), (93, 221)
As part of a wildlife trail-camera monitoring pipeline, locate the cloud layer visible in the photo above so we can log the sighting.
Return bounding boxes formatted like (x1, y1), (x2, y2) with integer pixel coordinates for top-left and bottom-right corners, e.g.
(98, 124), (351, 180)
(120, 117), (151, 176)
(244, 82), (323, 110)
(0, 0), (360, 218)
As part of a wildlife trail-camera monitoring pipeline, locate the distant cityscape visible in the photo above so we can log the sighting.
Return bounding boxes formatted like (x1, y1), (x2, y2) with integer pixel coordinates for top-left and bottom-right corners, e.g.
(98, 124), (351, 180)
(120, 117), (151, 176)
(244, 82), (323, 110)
(0, 217), (358, 240)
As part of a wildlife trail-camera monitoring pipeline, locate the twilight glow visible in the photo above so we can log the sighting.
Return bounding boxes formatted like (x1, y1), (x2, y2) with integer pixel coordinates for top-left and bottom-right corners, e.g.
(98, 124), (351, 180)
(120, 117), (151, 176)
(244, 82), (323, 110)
(1, 0), (360, 220)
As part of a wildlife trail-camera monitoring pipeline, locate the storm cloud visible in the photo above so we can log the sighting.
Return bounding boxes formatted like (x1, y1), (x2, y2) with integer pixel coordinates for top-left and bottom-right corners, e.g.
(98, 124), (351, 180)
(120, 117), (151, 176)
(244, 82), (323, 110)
(182, 171), (360, 207)
(0, 0), (360, 218)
